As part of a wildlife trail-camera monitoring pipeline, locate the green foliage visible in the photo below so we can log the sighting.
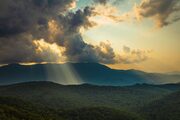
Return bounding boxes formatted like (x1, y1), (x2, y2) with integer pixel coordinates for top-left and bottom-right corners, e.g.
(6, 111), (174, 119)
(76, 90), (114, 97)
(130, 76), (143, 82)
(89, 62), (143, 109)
(0, 82), (180, 120)
(0, 97), (143, 120)
(0, 81), (179, 111)
(60, 107), (143, 120)
(139, 91), (180, 120)
(0, 97), (64, 120)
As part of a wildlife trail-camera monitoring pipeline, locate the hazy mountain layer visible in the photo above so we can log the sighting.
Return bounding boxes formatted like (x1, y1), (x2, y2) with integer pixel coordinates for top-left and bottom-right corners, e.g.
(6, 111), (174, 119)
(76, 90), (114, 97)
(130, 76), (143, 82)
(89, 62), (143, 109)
(0, 63), (180, 86)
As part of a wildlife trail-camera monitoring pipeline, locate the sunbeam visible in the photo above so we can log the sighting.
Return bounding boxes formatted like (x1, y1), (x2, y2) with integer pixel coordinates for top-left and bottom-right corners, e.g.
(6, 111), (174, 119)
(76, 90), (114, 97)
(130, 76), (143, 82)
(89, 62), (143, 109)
(45, 63), (82, 85)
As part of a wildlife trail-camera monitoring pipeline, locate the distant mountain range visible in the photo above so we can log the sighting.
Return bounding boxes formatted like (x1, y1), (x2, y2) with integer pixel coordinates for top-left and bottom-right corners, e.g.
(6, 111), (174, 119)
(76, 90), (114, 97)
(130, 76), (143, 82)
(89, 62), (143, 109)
(0, 63), (180, 86)
(166, 71), (180, 75)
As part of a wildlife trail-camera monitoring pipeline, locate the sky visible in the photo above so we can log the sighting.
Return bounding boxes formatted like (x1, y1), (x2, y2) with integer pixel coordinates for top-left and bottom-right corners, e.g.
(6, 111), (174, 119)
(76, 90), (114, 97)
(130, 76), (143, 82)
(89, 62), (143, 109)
(0, 0), (180, 73)
(77, 0), (180, 72)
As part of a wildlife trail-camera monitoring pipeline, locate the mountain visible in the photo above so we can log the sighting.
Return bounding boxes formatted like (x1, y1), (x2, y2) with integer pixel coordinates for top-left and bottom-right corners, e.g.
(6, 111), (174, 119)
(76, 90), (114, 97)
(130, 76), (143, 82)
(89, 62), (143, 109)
(0, 63), (180, 86)
(0, 96), (59, 120)
(140, 90), (180, 120)
(167, 71), (180, 75)
(0, 81), (180, 110)
(0, 97), (143, 120)
(0, 81), (180, 120)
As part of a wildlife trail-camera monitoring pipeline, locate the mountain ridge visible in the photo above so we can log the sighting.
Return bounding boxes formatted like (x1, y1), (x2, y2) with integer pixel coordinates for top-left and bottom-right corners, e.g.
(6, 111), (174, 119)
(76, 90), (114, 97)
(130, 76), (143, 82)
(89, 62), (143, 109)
(0, 81), (180, 120)
(0, 81), (180, 110)
(0, 63), (180, 86)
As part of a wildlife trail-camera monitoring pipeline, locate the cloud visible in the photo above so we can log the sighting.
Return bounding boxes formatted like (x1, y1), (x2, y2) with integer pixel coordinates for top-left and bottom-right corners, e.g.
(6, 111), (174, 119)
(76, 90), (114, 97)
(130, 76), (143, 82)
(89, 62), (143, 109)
(0, 0), (118, 64)
(48, 7), (116, 63)
(95, 41), (116, 64)
(0, 0), (75, 64)
(93, 0), (124, 5)
(91, 0), (130, 24)
(123, 46), (131, 53)
(0, 34), (65, 64)
(118, 46), (151, 64)
(91, 4), (130, 23)
(0, 0), (75, 37)
(33, 39), (66, 63)
(93, 0), (110, 5)
(134, 0), (180, 27)
(0, 34), (36, 64)
(0, 0), (150, 65)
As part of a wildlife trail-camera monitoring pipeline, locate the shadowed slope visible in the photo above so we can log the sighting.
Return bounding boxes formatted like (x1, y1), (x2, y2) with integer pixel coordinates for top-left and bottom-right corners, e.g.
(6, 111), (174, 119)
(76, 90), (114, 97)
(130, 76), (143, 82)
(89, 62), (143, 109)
(0, 63), (180, 86)
(140, 91), (180, 120)
(0, 81), (180, 110)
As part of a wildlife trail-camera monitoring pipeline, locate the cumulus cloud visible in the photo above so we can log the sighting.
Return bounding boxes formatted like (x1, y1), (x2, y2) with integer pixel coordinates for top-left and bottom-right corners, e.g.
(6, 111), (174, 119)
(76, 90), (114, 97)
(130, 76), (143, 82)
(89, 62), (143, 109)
(93, 0), (110, 5)
(134, 0), (180, 27)
(91, 0), (130, 24)
(0, 0), (150, 65)
(0, 0), (75, 37)
(0, 34), (65, 64)
(0, 0), (77, 64)
(33, 39), (66, 63)
(47, 6), (116, 64)
(123, 46), (131, 53)
(95, 41), (116, 64)
(93, 0), (124, 5)
(91, 4), (130, 23)
(117, 46), (151, 64)
(0, 0), (119, 64)
(0, 34), (36, 64)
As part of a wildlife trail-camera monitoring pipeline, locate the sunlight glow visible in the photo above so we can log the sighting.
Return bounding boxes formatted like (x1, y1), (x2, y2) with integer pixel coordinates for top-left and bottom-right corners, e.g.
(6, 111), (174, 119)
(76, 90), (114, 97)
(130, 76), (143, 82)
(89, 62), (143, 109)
(33, 39), (82, 85)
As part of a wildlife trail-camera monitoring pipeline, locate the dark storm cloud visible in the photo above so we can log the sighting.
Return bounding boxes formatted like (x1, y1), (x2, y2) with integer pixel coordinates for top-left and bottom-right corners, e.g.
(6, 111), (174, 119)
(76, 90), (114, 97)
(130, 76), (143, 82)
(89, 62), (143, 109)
(0, 0), (75, 64)
(0, 35), (36, 64)
(0, 0), (118, 64)
(64, 35), (116, 64)
(0, 0), (75, 37)
(135, 0), (180, 27)
(53, 7), (116, 64)
(0, 34), (63, 64)
(57, 6), (96, 34)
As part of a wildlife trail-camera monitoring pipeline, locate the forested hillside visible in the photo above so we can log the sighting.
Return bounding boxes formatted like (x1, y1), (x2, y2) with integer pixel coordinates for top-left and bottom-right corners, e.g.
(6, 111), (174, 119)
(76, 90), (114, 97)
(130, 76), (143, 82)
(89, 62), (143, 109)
(0, 82), (180, 120)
